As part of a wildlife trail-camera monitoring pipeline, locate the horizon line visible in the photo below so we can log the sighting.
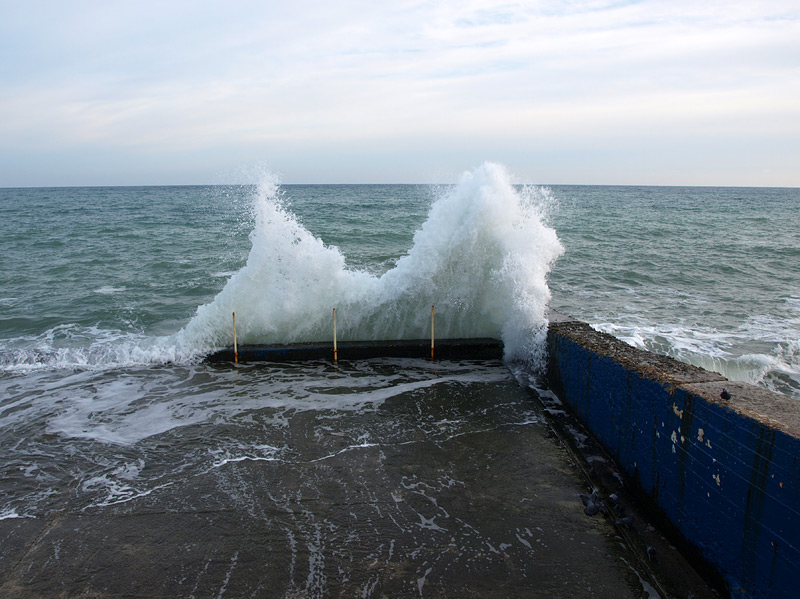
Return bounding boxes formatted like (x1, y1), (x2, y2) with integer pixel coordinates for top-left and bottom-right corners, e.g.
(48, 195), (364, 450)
(2, 182), (798, 191)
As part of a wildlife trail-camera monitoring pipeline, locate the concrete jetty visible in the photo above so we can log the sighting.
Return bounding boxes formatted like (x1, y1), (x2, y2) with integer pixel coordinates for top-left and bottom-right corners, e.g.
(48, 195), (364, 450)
(5, 317), (790, 598)
(204, 318), (800, 598)
(0, 351), (711, 598)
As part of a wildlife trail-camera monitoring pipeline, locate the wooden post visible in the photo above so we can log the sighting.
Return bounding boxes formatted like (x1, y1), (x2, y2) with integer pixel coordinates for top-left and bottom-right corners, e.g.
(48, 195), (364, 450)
(431, 305), (435, 360)
(232, 311), (238, 364)
(333, 307), (338, 363)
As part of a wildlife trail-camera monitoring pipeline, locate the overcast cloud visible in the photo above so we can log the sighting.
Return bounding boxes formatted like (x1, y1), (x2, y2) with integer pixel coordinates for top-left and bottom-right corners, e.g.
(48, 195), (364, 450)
(1, 0), (798, 186)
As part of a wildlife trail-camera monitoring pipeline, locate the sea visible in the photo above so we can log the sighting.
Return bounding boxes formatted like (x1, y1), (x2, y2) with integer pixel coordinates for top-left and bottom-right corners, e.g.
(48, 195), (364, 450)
(0, 162), (798, 594)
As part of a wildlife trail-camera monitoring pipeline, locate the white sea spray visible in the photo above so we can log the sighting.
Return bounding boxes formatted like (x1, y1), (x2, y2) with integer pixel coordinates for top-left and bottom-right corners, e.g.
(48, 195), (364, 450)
(178, 162), (564, 366)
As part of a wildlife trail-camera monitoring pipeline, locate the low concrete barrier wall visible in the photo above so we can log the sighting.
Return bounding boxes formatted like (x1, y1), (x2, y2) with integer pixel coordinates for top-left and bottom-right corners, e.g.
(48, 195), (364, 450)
(546, 317), (800, 599)
(205, 338), (503, 363)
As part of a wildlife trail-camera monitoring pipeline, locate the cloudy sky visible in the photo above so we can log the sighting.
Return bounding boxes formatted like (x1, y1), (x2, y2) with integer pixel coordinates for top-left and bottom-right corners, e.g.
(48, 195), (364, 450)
(1, 0), (798, 186)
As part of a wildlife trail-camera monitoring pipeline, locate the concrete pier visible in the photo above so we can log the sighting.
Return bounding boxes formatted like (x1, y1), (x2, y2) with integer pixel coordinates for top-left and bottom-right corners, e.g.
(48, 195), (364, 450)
(7, 320), (784, 598)
(0, 356), (710, 598)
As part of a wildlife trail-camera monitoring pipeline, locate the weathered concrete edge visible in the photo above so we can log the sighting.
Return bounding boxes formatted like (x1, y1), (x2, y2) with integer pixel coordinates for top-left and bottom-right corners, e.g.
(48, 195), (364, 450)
(205, 338), (503, 363)
(545, 315), (800, 599)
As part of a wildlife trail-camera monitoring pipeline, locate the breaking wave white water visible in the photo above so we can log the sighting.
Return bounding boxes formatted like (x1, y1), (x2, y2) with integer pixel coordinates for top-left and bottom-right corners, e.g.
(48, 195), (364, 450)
(594, 318), (800, 399)
(0, 325), (185, 373)
(177, 162), (563, 365)
(0, 163), (562, 372)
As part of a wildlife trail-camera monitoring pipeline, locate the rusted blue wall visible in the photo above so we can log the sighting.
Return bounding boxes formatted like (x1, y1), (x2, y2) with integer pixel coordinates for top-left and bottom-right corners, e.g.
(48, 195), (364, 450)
(546, 319), (800, 599)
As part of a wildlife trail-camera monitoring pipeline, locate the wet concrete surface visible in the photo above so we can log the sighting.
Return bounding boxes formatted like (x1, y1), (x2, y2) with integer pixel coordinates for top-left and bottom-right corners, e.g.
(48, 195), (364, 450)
(0, 359), (716, 598)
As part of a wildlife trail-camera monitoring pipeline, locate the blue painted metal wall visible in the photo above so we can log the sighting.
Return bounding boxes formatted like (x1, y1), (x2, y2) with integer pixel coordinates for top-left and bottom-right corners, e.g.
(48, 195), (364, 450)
(546, 322), (800, 599)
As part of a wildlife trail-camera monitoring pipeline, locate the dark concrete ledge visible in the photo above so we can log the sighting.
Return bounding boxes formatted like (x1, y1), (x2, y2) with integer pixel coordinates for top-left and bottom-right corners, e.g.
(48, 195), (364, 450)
(549, 320), (726, 386)
(205, 338), (503, 363)
(546, 318), (800, 599)
(681, 379), (800, 438)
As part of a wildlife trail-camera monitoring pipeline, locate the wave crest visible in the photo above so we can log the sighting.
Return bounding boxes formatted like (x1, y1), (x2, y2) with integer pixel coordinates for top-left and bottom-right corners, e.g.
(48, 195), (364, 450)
(178, 162), (564, 363)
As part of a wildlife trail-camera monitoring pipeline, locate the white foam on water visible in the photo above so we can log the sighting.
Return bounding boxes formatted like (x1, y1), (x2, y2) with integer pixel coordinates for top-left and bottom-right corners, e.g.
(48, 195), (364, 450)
(1, 163), (562, 374)
(81, 475), (174, 508)
(21, 360), (507, 446)
(0, 324), (200, 374)
(593, 310), (800, 399)
(94, 286), (125, 295)
(0, 507), (26, 520)
(177, 162), (563, 365)
(210, 444), (284, 469)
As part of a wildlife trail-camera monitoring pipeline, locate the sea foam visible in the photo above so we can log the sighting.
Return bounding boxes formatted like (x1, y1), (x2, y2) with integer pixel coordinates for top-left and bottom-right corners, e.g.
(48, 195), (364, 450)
(178, 162), (564, 365)
(0, 163), (563, 373)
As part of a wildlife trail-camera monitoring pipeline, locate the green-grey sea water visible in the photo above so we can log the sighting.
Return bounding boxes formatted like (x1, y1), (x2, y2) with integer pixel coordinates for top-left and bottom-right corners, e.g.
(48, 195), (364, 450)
(550, 184), (800, 398)
(2, 173), (798, 396)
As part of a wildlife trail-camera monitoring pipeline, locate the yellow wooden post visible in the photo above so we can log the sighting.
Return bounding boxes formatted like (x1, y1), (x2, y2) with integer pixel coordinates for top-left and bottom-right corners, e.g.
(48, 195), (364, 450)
(232, 311), (238, 364)
(333, 307), (338, 363)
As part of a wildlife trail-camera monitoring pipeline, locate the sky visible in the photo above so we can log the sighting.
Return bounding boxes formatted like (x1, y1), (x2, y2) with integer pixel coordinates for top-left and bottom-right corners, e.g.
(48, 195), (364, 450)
(1, 0), (799, 187)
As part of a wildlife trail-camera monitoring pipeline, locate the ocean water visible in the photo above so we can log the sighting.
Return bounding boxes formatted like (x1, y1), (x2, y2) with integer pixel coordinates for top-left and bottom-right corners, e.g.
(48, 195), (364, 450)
(549, 184), (800, 399)
(2, 164), (797, 396)
(0, 163), (797, 593)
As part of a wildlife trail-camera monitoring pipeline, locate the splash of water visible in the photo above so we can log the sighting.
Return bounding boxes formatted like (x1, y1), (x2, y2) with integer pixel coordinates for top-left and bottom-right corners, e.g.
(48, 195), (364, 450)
(594, 319), (800, 399)
(0, 163), (563, 372)
(178, 162), (564, 364)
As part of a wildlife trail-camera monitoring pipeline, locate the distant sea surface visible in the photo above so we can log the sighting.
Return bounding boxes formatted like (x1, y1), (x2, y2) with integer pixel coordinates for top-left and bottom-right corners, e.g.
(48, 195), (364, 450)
(1, 164), (798, 527)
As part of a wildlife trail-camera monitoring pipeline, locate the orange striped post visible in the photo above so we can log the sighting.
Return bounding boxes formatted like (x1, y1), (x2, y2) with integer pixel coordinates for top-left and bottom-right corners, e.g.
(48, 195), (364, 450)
(232, 311), (239, 364)
(333, 307), (338, 363)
